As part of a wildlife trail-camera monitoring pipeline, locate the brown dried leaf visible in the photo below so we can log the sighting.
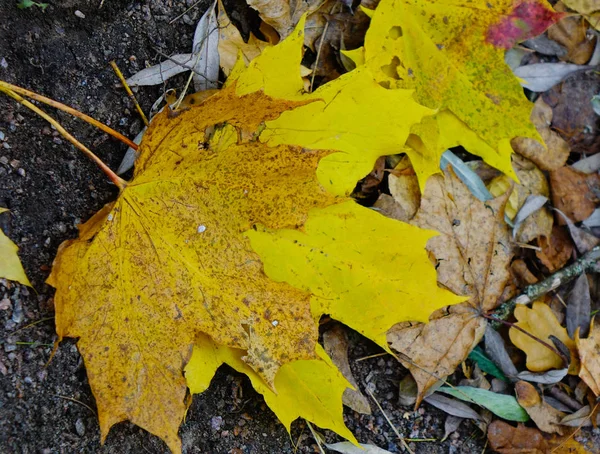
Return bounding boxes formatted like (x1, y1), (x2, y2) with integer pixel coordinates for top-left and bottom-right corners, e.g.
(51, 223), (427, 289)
(543, 70), (600, 155)
(511, 98), (570, 172)
(550, 166), (600, 223)
(548, 3), (596, 64)
(388, 307), (486, 405)
(576, 318), (600, 396)
(536, 226), (574, 272)
(388, 156), (420, 221)
(412, 168), (513, 312)
(515, 381), (565, 435)
(388, 167), (513, 401)
(487, 420), (550, 453)
(511, 155), (553, 244)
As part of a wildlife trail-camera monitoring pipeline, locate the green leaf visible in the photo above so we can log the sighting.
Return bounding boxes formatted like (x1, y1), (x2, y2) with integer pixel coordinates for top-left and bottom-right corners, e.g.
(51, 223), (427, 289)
(468, 346), (509, 382)
(438, 386), (529, 422)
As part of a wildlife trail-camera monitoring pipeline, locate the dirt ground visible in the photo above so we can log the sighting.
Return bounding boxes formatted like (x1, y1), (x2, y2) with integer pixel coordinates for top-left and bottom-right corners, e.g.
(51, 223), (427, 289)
(0, 1), (584, 453)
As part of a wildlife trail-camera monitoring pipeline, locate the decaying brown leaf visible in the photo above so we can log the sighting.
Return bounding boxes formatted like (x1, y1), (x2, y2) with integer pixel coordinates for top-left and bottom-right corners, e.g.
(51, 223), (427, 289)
(387, 167), (512, 401)
(488, 420), (592, 453)
(576, 319), (600, 396)
(511, 97), (570, 172)
(515, 381), (565, 434)
(543, 69), (600, 155)
(548, 2), (596, 64)
(388, 156), (420, 222)
(536, 226), (574, 272)
(550, 166), (600, 224)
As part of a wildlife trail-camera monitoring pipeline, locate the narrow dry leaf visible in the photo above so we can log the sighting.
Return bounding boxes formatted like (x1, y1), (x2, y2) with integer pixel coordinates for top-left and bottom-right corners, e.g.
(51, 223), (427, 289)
(560, 405), (594, 427)
(192, 1), (220, 91)
(326, 442), (393, 454)
(548, 4), (596, 64)
(550, 166), (600, 224)
(509, 301), (577, 373)
(516, 368), (568, 384)
(536, 225), (574, 272)
(0, 208), (31, 287)
(424, 393), (483, 422)
(513, 63), (590, 92)
(583, 208), (600, 228)
(573, 154), (600, 174)
(576, 319), (600, 395)
(323, 325), (371, 415)
(372, 194), (412, 223)
(566, 273), (591, 339)
(247, 0), (328, 40)
(484, 325), (519, 379)
(515, 380), (565, 434)
(512, 195), (548, 240)
(555, 208), (600, 253)
(511, 97), (570, 172)
(125, 54), (194, 87)
(523, 34), (567, 57)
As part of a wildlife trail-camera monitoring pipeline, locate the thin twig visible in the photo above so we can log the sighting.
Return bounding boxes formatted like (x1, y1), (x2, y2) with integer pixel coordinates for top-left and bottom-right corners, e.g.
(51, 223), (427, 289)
(310, 21), (329, 93)
(491, 246), (600, 328)
(9, 316), (54, 335)
(169, 0), (204, 24)
(53, 394), (97, 416)
(367, 388), (415, 454)
(110, 61), (149, 126)
(0, 80), (137, 150)
(355, 352), (389, 362)
(0, 86), (127, 190)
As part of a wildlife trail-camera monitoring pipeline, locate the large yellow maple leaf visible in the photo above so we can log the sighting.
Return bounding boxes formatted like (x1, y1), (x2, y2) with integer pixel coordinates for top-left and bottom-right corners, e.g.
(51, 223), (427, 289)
(354, 0), (561, 187)
(47, 20), (461, 453)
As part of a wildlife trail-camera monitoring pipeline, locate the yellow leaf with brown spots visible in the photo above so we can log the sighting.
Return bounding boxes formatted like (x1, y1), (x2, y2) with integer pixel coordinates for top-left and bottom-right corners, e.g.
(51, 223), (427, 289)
(46, 20), (460, 453)
(358, 0), (562, 186)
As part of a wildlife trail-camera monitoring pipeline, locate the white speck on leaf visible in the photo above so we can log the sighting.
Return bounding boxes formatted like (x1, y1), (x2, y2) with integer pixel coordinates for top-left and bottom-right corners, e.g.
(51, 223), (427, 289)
(197, 225), (206, 233)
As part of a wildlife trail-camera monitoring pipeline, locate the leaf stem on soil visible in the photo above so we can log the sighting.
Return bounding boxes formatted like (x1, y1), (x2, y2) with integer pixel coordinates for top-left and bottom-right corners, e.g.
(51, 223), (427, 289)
(0, 85), (127, 191)
(109, 61), (149, 126)
(0, 80), (138, 150)
(367, 387), (415, 454)
(490, 246), (600, 328)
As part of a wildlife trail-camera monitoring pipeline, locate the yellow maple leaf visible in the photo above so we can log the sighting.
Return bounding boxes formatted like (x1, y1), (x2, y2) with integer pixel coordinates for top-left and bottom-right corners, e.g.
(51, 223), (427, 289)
(46, 20), (460, 453)
(510, 301), (578, 373)
(0, 207), (31, 287)
(356, 0), (561, 187)
(185, 334), (357, 443)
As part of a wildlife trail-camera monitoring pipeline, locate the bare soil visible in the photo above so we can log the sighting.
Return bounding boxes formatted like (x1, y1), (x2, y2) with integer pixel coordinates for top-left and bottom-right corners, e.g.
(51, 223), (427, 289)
(0, 1), (517, 453)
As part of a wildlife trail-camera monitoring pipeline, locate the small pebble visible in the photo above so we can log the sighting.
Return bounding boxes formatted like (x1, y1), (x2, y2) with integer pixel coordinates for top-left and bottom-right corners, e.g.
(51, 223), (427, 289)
(0, 58), (7, 69)
(75, 418), (85, 436)
(74, 10), (85, 19)
(23, 376), (33, 385)
(4, 344), (16, 353)
(0, 131), (4, 141)
(17, 168), (26, 177)
(210, 416), (223, 431)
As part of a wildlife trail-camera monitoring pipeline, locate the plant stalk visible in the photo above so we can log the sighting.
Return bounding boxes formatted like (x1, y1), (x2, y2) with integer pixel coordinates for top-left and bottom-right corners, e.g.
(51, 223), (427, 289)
(0, 85), (127, 190)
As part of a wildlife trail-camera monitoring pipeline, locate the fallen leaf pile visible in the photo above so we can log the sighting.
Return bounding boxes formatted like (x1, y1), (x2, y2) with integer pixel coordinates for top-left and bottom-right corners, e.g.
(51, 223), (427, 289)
(5, 0), (600, 452)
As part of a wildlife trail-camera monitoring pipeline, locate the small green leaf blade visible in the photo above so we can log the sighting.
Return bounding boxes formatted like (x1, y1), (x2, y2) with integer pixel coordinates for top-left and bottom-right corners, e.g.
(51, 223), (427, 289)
(438, 386), (529, 422)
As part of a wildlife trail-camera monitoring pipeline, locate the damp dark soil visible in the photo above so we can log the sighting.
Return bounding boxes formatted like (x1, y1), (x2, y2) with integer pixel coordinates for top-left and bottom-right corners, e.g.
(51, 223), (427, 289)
(0, 1), (554, 453)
